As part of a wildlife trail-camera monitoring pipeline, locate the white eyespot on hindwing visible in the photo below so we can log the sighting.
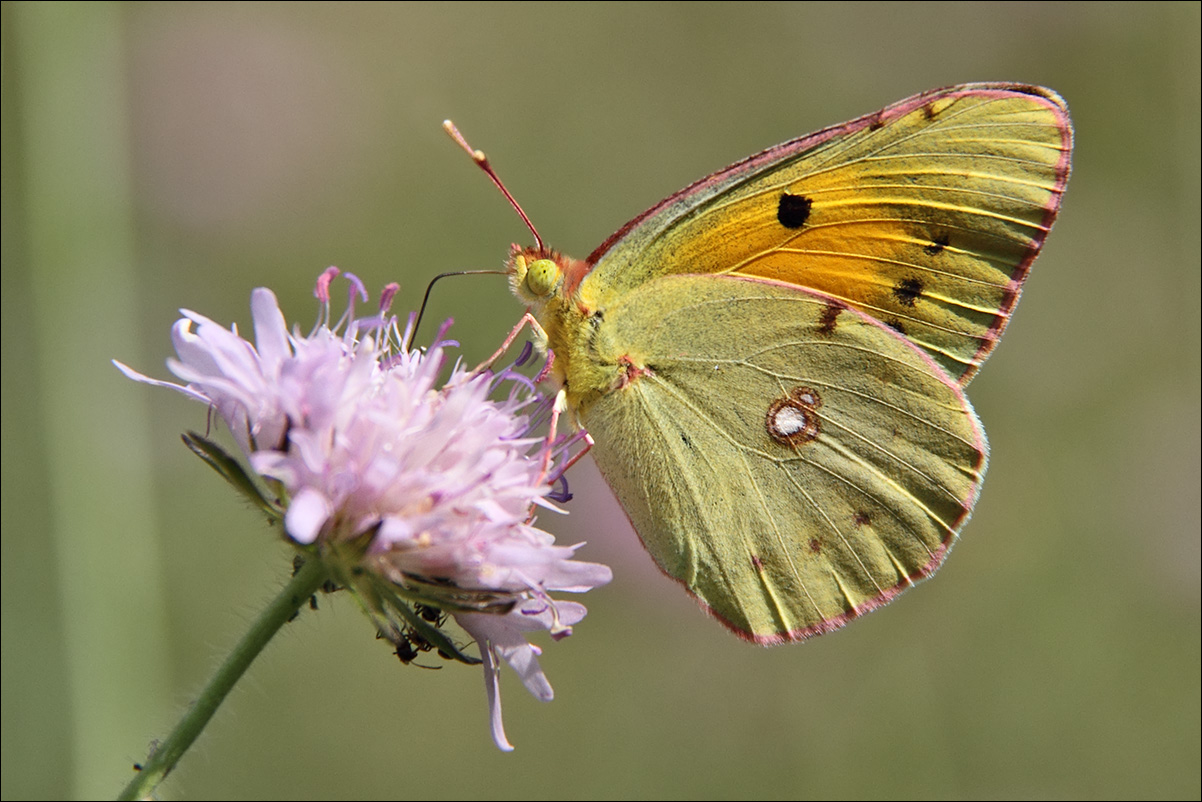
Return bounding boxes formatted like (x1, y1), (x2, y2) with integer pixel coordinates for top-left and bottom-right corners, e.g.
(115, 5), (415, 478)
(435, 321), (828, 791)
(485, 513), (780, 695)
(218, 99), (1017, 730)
(766, 387), (822, 446)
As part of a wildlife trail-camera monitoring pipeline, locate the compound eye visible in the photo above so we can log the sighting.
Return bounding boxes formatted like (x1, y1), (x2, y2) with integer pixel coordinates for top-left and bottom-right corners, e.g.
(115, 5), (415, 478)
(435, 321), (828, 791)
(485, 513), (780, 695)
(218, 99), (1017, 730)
(525, 258), (560, 297)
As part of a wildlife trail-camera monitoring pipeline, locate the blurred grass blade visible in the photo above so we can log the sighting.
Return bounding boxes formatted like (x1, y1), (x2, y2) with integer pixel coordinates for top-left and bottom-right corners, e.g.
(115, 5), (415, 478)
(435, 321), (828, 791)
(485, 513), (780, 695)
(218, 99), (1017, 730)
(11, 2), (171, 797)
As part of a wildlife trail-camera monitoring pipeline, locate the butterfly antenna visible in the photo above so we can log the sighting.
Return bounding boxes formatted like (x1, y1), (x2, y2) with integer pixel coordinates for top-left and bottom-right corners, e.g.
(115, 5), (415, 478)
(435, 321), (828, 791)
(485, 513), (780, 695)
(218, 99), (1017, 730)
(407, 269), (505, 351)
(443, 120), (545, 252)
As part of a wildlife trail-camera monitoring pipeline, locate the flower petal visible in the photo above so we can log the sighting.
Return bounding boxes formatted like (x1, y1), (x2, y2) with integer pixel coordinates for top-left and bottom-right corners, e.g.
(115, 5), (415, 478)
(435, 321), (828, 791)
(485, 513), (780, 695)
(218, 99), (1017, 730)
(284, 487), (332, 544)
(111, 360), (210, 403)
(477, 642), (514, 752)
(457, 611), (554, 702)
(250, 288), (292, 372)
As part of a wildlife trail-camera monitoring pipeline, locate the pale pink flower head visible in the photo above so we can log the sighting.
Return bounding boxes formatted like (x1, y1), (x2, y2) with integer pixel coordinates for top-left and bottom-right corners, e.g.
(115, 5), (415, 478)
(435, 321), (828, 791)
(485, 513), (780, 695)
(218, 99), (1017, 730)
(116, 268), (611, 750)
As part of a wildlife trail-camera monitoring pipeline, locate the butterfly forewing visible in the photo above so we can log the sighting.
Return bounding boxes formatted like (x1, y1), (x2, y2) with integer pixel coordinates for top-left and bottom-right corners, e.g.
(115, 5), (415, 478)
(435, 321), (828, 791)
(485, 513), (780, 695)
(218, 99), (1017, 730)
(581, 274), (987, 642)
(582, 84), (1072, 385)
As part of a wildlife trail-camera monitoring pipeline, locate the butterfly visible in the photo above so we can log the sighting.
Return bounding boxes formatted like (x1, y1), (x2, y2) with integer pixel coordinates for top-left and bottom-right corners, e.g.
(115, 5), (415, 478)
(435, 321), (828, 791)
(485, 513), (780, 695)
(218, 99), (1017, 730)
(458, 83), (1072, 644)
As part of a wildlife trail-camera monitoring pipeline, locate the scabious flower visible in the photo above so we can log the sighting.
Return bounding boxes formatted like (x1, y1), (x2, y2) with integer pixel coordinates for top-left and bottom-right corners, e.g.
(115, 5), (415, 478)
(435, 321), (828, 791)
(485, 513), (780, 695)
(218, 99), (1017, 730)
(115, 268), (611, 751)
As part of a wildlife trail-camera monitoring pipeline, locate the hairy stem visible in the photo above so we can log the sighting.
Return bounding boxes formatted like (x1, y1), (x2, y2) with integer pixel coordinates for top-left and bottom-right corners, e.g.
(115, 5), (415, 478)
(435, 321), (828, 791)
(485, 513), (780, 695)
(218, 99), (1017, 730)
(118, 558), (329, 800)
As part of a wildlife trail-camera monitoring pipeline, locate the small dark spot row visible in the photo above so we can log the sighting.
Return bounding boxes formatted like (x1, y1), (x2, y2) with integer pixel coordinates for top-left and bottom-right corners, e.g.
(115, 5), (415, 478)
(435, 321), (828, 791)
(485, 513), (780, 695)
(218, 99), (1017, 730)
(892, 277), (924, 307)
(924, 234), (950, 255)
(818, 302), (843, 335)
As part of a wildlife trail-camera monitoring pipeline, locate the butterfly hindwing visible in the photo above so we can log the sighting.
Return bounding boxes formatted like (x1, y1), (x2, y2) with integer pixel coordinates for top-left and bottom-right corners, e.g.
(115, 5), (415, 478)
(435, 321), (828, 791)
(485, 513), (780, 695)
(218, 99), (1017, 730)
(580, 274), (987, 642)
(580, 84), (1073, 385)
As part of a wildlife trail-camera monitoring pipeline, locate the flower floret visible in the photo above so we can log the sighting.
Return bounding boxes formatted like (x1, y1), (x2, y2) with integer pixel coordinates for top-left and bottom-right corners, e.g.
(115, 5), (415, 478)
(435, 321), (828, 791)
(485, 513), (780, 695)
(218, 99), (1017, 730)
(116, 270), (611, 751)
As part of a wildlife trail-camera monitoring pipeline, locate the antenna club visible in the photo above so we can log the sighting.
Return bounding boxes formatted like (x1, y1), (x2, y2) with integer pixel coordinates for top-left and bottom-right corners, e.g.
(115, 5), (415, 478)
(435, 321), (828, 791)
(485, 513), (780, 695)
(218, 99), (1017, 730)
(442, 119), (544, 251)
(443, 119), (483, 161)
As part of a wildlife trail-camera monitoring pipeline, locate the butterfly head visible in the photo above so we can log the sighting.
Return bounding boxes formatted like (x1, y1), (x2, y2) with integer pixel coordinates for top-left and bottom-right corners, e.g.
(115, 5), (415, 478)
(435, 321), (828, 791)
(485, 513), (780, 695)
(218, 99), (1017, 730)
(507, 245), (581, 307)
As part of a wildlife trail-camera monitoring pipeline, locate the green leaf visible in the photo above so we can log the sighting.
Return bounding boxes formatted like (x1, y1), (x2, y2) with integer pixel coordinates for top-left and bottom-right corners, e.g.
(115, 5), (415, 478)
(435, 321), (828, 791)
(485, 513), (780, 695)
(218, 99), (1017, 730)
(381, 587), (482, 666)
(182, 432), (282, 519)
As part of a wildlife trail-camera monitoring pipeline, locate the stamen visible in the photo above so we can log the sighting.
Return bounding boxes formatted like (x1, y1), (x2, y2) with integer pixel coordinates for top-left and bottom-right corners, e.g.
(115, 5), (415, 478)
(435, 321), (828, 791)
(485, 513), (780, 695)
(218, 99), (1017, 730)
(344, 272), (369, 303)
(547, 474), (572, 503)
(542, 596), (573, 641)
(332, 273), (370, 335)
(430, 318), (456, 351)
(314, 266), (340, 304)
(495, 369), (537, 399)
(312, 266), (341, 335)
(378, 282), (400, 314)
(513, 340), (534, 367)
(400, 311), (418, 351)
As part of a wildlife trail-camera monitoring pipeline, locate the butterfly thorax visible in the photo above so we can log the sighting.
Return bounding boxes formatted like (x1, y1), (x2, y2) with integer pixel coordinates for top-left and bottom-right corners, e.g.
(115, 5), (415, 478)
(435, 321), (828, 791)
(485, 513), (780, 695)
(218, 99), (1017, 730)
(507, 245), (623, 417)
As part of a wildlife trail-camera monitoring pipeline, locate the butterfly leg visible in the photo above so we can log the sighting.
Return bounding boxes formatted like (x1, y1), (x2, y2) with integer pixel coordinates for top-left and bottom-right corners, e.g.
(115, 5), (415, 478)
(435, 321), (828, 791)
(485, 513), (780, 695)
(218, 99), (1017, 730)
(526, 392), (594, 523)
(469, 311), (550, 377)
(535, 390), (581, 487)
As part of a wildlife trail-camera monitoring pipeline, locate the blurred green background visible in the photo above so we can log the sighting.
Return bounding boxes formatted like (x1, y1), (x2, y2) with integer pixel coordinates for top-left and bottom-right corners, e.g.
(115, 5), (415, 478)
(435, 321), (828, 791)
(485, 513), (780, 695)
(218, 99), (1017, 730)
(3, 2), (1198, 799)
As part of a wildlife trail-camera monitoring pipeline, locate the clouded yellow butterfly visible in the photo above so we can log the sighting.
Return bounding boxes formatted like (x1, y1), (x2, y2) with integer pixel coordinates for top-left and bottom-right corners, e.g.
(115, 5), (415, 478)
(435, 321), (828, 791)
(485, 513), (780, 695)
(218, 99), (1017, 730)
(457, 83), (1072, 644)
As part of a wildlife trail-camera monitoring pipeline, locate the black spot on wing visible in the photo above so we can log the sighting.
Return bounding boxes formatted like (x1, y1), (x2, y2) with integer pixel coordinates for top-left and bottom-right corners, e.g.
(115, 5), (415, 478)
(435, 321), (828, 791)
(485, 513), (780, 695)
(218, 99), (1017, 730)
(923, 234), (950, 255)
(886, 318), (907, 336)
(892, 278), (924, 307)
(777, 193), (812, 229)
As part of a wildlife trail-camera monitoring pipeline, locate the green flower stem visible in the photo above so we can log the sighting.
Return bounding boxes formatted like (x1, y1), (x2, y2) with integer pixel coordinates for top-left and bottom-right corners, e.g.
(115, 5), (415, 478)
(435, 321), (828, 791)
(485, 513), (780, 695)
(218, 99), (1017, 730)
(117, 558), (330, 801)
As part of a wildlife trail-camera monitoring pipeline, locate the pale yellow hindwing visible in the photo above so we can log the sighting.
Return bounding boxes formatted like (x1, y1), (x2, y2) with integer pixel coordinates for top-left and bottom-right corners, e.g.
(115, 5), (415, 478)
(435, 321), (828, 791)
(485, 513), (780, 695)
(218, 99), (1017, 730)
(581, 274), (987, 642)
